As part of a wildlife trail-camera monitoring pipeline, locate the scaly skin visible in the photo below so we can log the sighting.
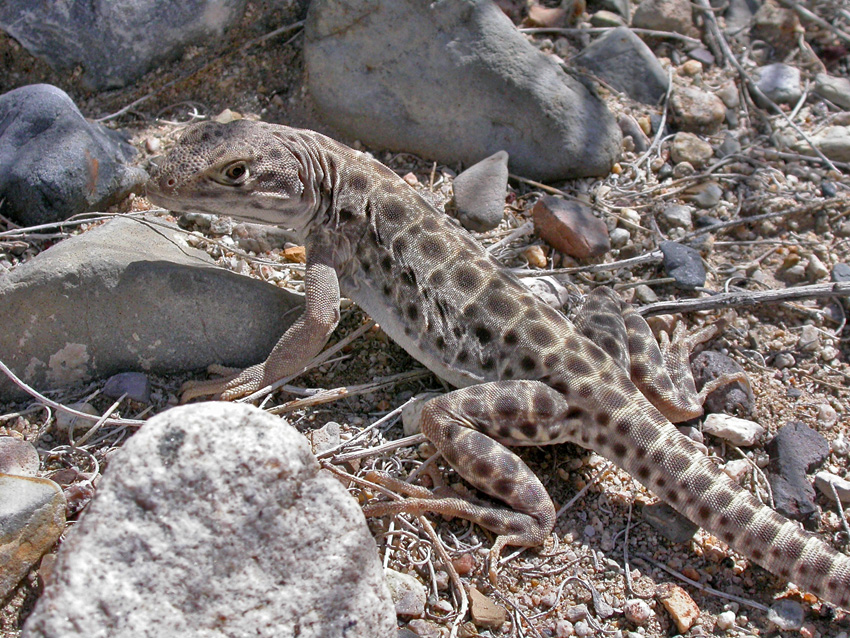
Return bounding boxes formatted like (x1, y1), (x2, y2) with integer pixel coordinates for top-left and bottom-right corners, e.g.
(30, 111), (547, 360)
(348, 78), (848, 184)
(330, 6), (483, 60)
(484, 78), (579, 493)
(147, 119), (850, 608)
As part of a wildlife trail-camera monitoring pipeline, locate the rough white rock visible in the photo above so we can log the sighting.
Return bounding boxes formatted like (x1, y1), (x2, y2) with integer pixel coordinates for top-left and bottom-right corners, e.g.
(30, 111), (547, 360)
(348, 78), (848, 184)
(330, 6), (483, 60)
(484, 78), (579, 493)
(702, 414), (765, 447)
(22, 403), (395, 638)
(814, 471), (850, 504)
(715, 610), (737, 631)
(623, 599), (654, 625)
(385, 568), (427, 618)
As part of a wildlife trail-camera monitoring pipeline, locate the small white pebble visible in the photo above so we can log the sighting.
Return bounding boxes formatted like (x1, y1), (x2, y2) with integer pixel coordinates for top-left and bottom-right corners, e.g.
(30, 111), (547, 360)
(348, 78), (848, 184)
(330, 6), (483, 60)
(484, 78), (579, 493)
(834, 433), (850, 457)
(624, 599), (654, 625)
(816, 403), (839, 429)
(716, 610), (737, 631)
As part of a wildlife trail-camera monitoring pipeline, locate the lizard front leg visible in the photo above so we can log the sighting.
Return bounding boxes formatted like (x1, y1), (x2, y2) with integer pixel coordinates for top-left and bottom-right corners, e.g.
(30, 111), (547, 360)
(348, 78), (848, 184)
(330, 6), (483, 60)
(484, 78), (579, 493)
(181, 245), (341, 402)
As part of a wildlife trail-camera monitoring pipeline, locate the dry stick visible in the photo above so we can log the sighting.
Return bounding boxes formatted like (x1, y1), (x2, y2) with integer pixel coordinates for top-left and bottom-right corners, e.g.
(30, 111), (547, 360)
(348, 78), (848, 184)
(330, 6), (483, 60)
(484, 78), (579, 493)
(269, 369), (429, 414)
(825, 480), (850, 544)
(694, 0), (841, 174)
(774, 0), (850, 45)
(0, 358), (145, 427)
(635, 67), (675, 173)
(519, 26), (703, 46)
(680, 197), (847, 243)
(417, 516), (468, 638)
(637, 281), (850, 316)
(635, 553), (770, 612)
(0, 212), (123, 238)
(512, 249), (664, 278)
(324, 460), (468, 636)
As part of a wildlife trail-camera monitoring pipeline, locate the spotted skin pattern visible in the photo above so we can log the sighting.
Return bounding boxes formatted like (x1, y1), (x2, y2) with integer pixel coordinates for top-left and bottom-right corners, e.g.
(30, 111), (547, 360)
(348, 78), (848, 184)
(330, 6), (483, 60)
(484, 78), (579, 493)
(147, 120), (850, 608)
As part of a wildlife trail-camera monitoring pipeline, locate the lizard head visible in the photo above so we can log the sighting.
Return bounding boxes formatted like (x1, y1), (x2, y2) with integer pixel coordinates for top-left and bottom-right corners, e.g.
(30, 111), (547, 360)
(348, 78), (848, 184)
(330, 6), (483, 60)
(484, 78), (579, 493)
(146, 120), (315, 227)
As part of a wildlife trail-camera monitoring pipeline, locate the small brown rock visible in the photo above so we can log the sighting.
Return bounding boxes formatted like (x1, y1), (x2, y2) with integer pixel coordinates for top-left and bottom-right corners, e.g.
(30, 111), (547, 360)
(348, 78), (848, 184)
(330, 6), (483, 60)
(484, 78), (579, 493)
(751, 0), (802, 56)
(531, 196), (610, 259)
(526, 5), (569, 27)
(656, 583), (700, 633)
(670, 132), (713, 167)
(523, 245), (548, 268)
(451, 552), (476, 575)
(671, 86), (727, 134)
(0, 474), (66, 599)
(468, 585), (507, 628)
(283, 245), (307, 263)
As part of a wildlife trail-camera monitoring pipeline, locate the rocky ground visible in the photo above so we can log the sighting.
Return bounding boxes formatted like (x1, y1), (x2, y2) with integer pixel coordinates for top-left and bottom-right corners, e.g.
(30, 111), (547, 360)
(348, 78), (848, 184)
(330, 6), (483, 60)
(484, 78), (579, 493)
(2, 1), (850, 637)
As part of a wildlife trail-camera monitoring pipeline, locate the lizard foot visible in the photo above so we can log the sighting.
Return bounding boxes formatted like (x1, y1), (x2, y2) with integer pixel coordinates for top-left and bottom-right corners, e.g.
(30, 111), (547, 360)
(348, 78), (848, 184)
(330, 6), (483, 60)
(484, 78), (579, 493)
(180, 363), (266, 402)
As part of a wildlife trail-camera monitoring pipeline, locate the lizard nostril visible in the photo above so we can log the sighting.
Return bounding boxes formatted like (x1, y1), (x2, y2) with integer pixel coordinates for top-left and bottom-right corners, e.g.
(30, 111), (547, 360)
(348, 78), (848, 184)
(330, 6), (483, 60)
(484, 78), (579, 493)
(165, 178), (176, 188)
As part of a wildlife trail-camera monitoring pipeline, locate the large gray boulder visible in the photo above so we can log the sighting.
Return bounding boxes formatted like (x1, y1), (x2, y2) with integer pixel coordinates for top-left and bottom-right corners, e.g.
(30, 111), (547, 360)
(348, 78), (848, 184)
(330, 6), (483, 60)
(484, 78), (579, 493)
(22, 402), (396, 637)
(0, 84), (146, 226)
(0, 1), (246, 90)
(305, 0), (621, 181)
(0, 215), (303, 400)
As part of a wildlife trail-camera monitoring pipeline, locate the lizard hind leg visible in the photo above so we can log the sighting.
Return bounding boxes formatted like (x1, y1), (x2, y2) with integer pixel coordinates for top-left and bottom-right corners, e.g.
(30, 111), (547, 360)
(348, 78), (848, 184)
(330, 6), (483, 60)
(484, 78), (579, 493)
(364, 381), (575, 579)
(574, 287), (749, 423)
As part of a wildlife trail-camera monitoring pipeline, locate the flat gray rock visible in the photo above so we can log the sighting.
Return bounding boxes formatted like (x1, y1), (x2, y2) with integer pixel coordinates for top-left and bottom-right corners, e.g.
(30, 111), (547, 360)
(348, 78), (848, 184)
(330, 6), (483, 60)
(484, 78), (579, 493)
(815, 72), (850, 110)
(0, 2), (247, 90)
(304, 0), (621, 181)
(0, 215), (304, 401)
(22, 402), (396, 637)
(573, 27), (669, 105)
(0, 84), (147, 226)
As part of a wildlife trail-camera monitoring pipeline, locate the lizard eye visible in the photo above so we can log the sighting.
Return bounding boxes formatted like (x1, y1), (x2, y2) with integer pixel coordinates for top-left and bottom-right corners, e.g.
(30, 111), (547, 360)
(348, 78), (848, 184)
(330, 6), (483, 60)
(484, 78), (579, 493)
(217, 161), (249, 185)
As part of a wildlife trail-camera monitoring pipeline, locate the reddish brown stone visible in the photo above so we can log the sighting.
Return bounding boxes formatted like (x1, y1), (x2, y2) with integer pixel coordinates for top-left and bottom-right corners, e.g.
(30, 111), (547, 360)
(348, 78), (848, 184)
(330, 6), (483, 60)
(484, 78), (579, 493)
(531, 196), (610, 259)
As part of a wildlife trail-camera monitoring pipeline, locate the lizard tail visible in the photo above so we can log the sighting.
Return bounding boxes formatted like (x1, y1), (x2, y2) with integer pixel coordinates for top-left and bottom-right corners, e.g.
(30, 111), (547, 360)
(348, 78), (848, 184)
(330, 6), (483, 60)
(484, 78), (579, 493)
(599, 398), (850, 608)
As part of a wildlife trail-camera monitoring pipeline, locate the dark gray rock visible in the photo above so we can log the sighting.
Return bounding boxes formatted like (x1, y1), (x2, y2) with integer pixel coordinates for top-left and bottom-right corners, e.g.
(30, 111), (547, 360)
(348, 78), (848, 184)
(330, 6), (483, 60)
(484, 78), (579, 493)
(765, 421), (829, 527)
(724, 0), (759, 35)
(451, 150), (509, 232)
(0, 2), (249, 90)
(643, 502), (699, 543)
(686, 182), (724, 209)
(304, 0), (621, 181)
(832, 262), (850, 282)
(587, 0), (631, 20)
(0, 215), (304, 401)
(21, 402), (396, 637)
(0, 85), (147, 226)
(822, 181), (838, 198)
(102, 372), (151, 404)
(659, 241), (706, 289)
(572, 27), (669, 105)
(691, 351), (755, 417)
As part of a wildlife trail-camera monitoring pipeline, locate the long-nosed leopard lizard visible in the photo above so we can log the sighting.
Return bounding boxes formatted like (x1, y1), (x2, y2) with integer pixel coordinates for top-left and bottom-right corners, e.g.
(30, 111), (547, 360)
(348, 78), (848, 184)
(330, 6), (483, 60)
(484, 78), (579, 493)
(146, 119), (850, 608)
